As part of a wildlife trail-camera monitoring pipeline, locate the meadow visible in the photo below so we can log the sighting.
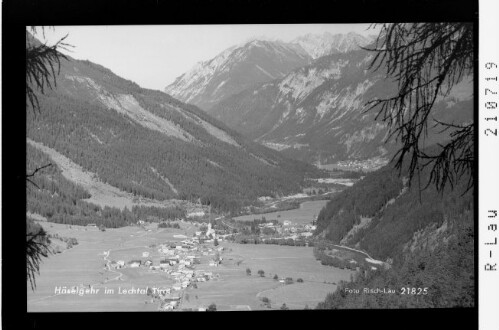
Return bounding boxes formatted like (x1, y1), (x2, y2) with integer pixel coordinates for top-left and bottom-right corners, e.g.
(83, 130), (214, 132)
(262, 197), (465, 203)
(28, 222), (352, 311)
(181, 242), (353, 310)
(233, 200), (329, 225)
(27, 222), (197, 312)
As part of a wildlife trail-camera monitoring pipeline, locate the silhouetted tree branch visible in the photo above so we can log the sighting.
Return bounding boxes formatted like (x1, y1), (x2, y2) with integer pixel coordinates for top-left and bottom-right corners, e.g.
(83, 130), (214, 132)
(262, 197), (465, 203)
(26, 221), (52, 290)
(26, 27), (72, 113)
(26, 27), (72, 290)
(363, 23), (474, 193)
(26, 163), (52, 189)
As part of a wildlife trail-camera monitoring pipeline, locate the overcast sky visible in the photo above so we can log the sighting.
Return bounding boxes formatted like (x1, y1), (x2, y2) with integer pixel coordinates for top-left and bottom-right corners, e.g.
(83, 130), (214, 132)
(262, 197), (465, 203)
(41, 24), (380, 91)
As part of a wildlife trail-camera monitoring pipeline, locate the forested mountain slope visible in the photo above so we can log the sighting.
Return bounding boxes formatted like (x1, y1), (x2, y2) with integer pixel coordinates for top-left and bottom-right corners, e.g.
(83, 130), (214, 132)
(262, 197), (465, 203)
(313, 158), (474, 308)
(27, 53), (319, 215)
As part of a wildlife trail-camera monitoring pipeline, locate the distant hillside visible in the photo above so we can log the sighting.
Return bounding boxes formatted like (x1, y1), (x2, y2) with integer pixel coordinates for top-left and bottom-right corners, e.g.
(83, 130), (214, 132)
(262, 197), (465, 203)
(315, 157), (472, 259)
(27, 52), (320, 216)
(313, 159), (474, 308)
(164, 39), (311, 111)
(210, 47), (473, 164)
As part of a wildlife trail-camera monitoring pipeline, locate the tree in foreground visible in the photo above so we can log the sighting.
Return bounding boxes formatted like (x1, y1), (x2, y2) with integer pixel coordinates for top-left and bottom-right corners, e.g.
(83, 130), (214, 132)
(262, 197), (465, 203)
(365, 23), (474, 193)
(26, 27), (71, 113)
(207, 303), (217, 311)
(246, 268), (251, 276)
(26, 27), (72, 291)
(257, 269), (265, 277)
(26, 219), (52, 290)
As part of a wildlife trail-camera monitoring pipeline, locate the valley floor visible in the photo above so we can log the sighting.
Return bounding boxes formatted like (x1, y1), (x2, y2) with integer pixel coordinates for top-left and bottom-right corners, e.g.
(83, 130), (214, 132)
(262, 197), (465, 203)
(27, 222), (352, 312)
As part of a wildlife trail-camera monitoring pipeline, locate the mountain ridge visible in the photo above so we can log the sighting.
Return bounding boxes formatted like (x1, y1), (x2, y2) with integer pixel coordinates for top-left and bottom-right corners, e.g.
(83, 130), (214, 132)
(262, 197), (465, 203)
(209, 47), (473, 164)
(27, 52), (320, 215)
(164, 39), (311, 110)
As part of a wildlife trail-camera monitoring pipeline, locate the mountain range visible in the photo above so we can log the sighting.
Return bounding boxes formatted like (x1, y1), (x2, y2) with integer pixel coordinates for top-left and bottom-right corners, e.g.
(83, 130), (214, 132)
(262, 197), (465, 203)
(209, 49), (473, 164)
(292, 31), (375, 59)
(164, 39), (311, 111)
(165, 32), (472, 165)
(164, 32), (375, 112)
(26, 47), (320, 216)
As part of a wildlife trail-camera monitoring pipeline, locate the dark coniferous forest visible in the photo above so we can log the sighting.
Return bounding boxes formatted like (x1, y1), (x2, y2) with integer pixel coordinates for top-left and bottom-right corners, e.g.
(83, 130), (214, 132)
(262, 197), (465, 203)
(24, 23), (475, 312)
(313, 158), (474, 308)
(26, 54), (320, 222)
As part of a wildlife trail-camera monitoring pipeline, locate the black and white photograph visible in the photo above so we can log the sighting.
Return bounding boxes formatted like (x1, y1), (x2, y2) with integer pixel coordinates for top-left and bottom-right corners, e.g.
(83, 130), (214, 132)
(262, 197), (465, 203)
(23, 21), (476, 313)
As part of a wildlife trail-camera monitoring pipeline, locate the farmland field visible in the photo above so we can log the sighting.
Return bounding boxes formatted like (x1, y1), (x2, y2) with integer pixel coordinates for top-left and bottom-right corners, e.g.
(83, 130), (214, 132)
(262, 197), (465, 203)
(181, 242), (353, 310)
(27, 222), (198, 312)
(233, 200), (329, 225)
(27, 223), (352, 311)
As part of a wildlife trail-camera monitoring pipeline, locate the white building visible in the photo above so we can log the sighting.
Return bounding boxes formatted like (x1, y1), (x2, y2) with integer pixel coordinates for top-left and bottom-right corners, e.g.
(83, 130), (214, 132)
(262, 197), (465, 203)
(129, 261), (140, 268)
(206, 223), (216, 237)
(187, 211), (205, 218)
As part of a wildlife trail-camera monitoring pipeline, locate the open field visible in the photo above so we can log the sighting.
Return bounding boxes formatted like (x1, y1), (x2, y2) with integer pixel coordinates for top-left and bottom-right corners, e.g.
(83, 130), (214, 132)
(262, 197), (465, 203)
(28, 223), (352, 311)
(27, 222), (198, 312)
(181, 242), (353, 310)
(257, 282), (339, 309)
(234, 200), (329, 225)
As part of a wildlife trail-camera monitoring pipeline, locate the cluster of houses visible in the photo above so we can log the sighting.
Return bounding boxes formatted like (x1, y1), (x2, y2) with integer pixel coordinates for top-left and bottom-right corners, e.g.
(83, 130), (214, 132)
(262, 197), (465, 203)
(256, 221), (316, 239)
(336, 157), (387, 172)
(107, 225), (226, 311)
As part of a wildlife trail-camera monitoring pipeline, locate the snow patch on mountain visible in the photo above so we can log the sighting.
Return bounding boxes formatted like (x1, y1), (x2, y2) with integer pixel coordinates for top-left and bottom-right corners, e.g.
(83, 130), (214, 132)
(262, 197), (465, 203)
(260, 141), (291, 151)
(198, 119), (240, 147)
(165, 46), (237, 102)
(278, 60), (348, 103)
(164, 39), (311, 110)
(295, 107), (307, 123)
(249, 153), (278, 167)
(315, 91), (336, 120)
(292, 32), (375, 59)
(255, 64), (275, 79)
(65, 75), (196, 143)
(212, 80), (227, 95)
(67, 73), (241, 147)
(84, 127), (104, 145)
(181, 110), (241, 147)
(342, 123), (387, 153)
(207, 159), (223, 169)
(150, 167), (178, 195)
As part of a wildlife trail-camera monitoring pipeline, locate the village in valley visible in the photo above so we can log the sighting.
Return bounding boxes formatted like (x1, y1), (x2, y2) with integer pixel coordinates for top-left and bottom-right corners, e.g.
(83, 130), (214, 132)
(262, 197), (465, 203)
(102, 215), (321, 311)
(29, 197), (370, 312)
(26, 167), (394, 313)
(105, 221), (226, 311)
(27, 179), (390, 312)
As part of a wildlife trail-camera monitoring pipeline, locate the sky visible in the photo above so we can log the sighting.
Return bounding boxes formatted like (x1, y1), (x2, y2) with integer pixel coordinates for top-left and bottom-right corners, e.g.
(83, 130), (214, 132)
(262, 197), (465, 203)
(40, 24), (380, 91)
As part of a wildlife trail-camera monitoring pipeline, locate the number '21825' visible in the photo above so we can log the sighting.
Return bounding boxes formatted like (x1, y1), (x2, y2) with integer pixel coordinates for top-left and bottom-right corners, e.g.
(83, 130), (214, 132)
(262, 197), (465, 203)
(400, 287), (428, 295)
